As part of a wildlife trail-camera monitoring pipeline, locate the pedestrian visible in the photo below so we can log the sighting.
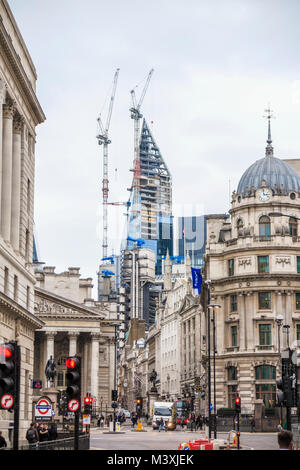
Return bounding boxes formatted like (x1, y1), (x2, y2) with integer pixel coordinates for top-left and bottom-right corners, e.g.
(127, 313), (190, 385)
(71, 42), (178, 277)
(195, 415), (200, 431)
(39, 424), (49, 442)
(199, 416), (203, 430)
(0, 431), (7, 448)
(48, 423), (58, 441)
(180, 417), (184, 430)
(26, 423), (39, 449)
(250, 417), (255, 433)
(278, 430), (293, 450)
(158, 417), (165, 432)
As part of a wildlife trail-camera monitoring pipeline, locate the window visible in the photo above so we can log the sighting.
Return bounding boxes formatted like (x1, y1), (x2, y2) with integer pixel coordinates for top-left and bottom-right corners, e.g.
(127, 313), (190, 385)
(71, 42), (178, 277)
(230, 295), (237, 312)
(297, 257), (300, 274)
(256, 365), (276, 380)
(228, 385), (237, 408)
(237, 218), (243, 230)
(258, 255), (269, 273)
(259, 216), (271, 241)
(26, 286), (30, 310)
(4, 267), (8, 295)
(27, 179), (31, 214)
(289, 217), (297, 237)
(228, 366), (237, 381)
(258, 292), (271, 309)
(296, 325), (300, 346)
(56, 371), (65, 387)
(228, 259), (234, 276)
(259, 324), (272, 349)
(255, 384), (276, 408)
(231, 326), (238, 347)
(13, 275), (18, 301)
(296, 293), (300, 310)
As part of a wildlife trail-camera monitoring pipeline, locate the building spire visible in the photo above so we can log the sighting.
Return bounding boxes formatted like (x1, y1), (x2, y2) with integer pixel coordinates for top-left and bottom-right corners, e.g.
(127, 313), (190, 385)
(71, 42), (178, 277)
(263, 105), (274, 157)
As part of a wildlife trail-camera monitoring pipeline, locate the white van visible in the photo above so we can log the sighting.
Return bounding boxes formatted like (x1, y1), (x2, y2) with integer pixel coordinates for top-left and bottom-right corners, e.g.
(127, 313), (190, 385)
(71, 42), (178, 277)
(152, 401), (176, 430)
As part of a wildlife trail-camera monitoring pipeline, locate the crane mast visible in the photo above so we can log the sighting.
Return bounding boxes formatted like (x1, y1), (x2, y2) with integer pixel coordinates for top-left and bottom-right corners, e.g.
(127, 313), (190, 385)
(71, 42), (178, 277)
(96, 68), (120, 259)
(129, 68), (154, 239)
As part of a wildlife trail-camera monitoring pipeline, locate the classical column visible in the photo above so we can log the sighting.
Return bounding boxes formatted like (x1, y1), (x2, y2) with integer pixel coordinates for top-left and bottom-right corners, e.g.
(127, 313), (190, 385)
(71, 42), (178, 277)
(11, 116), (23, 251)
(1, 98), (14, 242)
(0, 80), (6, 225)
(43, 331), (56, 386)
(286, 291), (293, 335)
(83, 339), (89, 397)
(90, 333), (100, 401)
(68, 331), (79, 356)
(245, 292), (254, 351)
(238, 293), (246, 351)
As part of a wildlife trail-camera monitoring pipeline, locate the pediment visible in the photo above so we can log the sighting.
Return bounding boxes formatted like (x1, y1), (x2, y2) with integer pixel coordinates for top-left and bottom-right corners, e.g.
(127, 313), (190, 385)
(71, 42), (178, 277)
(34, 287), (107, 320)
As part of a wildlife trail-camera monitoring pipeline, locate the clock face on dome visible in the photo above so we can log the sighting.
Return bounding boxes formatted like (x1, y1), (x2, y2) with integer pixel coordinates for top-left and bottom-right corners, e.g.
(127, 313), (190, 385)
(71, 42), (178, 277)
(257, 188), (272, 202)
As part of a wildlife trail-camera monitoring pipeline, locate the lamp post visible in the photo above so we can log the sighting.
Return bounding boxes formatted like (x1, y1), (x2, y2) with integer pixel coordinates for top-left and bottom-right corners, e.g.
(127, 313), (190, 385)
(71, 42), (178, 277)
(283, 324), (291, 349)
(110, 321), (119, 432)
(275, 315), (284, 353)
(204, 280), (212, 438)
(208, 303), (221, 439)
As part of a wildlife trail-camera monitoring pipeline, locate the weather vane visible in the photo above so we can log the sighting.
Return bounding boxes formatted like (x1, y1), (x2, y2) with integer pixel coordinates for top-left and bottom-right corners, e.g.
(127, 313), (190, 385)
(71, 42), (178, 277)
(263, 104), (275, 156)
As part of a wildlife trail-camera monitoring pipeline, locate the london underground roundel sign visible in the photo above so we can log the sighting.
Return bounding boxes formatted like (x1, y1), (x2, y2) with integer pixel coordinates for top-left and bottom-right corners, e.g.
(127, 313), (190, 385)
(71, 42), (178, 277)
(36, 398), (52, 417)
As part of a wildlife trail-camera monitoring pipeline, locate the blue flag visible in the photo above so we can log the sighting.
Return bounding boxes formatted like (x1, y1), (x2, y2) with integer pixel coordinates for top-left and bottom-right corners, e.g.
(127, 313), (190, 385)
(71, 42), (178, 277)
(191, 267), (202, 294)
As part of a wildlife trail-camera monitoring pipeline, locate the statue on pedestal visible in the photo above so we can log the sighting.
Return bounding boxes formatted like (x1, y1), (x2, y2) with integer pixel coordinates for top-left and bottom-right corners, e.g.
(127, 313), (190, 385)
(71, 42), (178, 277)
(149, 369), (158, 393)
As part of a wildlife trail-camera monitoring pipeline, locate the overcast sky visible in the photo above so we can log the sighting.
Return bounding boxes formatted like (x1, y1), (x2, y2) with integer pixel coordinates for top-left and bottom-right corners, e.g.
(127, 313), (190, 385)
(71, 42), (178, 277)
(8, 0), (300, 293)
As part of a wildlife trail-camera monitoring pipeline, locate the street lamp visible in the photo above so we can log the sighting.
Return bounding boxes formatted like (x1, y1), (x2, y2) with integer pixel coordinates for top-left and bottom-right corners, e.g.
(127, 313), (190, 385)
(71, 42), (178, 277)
(283, 324), (291, 349)
(275, 315), (284, 353)
(208, 303), (221, 439)
(204, 280), (212, 438)
(110, 321), (120, 433)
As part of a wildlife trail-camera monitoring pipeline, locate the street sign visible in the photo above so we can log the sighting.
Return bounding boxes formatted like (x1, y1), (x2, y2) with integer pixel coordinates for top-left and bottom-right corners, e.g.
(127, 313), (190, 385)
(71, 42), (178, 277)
(35, 398), (52, 419)
(0, 393), (14, 409)
(67, 398), (80, 412)
(32, 380), (42, 389)
(210, 403), (213, 411)
(82, 415), (91, 425)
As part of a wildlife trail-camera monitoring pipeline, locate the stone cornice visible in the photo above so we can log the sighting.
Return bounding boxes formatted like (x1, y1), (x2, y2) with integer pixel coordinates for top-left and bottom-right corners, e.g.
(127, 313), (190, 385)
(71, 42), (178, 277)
(34, 287), (106, 320)
(0, 291), (44, 329)
(0, 14), (45, 125)
(208, 244), (300, 257)
(211, 273), (300, 287)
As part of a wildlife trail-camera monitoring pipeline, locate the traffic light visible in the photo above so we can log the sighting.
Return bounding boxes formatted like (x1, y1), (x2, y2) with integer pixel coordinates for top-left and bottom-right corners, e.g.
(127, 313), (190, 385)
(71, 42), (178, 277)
(111, 389), (118, 401)
(136, 397), (143, 415)
(84, 394), (93, 414)
(0, 342), (16, 410)
(234, 396), (241, 414)
(65, 356), (81, 410)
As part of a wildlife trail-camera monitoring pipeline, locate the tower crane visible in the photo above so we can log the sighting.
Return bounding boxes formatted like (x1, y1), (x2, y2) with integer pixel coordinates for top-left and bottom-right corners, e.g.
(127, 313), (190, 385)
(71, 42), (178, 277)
(96, 68), (120, 259)
(129, 69), (154, 237)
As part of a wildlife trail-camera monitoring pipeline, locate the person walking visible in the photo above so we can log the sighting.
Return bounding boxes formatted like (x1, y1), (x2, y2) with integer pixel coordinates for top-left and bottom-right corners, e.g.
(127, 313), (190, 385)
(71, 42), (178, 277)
(158, 417), (165, 432)
(0, 431), (7, 448)
(250, 417), (255, 433)
(26, 423), (39, 449)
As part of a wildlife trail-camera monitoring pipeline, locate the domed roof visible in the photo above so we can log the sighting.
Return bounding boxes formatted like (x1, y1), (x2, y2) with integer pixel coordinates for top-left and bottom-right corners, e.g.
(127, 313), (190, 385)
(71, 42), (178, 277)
(237, 155), (300, 196)
(237, 110), (300, 196)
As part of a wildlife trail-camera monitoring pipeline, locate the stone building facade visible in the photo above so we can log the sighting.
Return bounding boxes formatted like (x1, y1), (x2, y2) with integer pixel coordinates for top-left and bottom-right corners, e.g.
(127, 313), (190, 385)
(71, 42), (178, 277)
(33, 266), (120, 419)
(0, 0), (45, 442)
(204, 119), (300, 415)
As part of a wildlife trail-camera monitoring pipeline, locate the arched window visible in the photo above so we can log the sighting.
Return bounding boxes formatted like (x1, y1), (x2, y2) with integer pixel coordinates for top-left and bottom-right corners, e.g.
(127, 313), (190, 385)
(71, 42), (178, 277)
(289, 217), (297, 237)
(259, 216), (271, 241)
(237, 218), (243, 230)
(255, 365), (276, 408)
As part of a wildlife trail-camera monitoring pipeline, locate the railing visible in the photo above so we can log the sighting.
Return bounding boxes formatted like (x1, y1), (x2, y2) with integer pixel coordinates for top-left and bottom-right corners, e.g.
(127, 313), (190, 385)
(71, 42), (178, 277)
(3, 434), (90, 451)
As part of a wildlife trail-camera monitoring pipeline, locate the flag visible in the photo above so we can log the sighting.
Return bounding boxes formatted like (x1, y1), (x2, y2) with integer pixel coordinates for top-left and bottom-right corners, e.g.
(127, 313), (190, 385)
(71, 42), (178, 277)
(191, 267), (202, 294)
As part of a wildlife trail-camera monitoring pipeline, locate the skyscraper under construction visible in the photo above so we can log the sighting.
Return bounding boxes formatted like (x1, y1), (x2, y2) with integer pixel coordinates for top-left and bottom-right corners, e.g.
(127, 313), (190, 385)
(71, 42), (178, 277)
(126, 118), (173, 274)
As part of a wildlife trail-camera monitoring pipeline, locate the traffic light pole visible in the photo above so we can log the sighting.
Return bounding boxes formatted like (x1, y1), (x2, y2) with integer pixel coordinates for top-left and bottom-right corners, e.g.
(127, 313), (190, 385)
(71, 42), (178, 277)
(206, 283), (212, 439)
(13, 343), (20, 451)
(74, 410), (79, 450)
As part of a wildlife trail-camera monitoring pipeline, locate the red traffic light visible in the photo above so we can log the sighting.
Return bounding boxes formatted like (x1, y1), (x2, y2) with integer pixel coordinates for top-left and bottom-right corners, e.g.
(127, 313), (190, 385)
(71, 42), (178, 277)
(84, 396), (93, 404)
(66, 357), (79, 369)
(235, 397), (240, 405)
(0, 344), (13, 358)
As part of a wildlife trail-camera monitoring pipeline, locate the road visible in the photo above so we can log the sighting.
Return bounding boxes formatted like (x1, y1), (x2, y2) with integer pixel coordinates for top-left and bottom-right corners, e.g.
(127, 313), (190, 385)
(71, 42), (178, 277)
(90, 425), (279, 450)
